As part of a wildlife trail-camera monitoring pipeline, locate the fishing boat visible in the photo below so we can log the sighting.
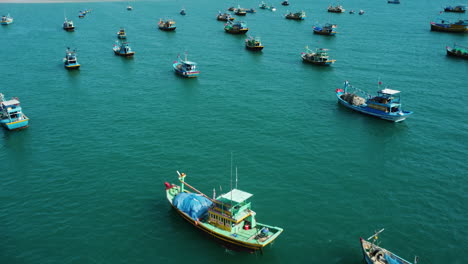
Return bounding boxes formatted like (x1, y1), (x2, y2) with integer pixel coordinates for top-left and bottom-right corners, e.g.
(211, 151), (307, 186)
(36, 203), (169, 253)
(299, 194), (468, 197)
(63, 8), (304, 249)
(349, 10), (355, 14)
(0, 93), (29, 130)
(113, 41), (135, 57)
(387, 0), (400, 3)
(180, 8), (186, 15)
(328, 5), (345, 13)
(117, 28), (127, 39)
(285, 11), (306, 20)
(217, 12), (235, 21)
(361, 229), (419, 264)
(336, 81), (413, 122)
(313, 23), (337, 35)
(430, 19), (467, 33)
(173, 53), (200, 78)
(165, 171), (283, 252)
(78, 12), (85, 18)
(1, 14), (13, 25)
(228, 7), (236, 11)
(282, 0), (289, 6)
(224, 20), (249, 34)
(246, 8), (256, 13)
(301, 47), (336, 66)
(234, 5), (247, 16)
(359, 9), (365, 15)
(259, 1), (269, 9)
(158, 19), (176, 31)
(63, 48), (80, 69)
(446, 43), (468, 59)
(245, 36), (264, 51)
(63, 18), (74, 31)
(127, 5), (133, 10)
(444, 5), (466, 13)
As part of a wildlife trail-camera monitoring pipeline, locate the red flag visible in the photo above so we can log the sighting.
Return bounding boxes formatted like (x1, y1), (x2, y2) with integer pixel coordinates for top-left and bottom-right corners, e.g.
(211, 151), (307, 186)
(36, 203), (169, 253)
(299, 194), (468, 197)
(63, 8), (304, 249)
(378, 81), (382, 85)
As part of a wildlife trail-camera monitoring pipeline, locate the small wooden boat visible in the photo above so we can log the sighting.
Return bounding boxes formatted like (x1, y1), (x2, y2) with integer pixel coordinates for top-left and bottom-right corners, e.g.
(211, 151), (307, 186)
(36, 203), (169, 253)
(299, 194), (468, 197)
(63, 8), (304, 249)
(78, 12), (85, 18)
(328, 5), (345, 13)
(430, 19), (467, 33)
(1, 14), (13, 25)
(234, 7), (247, 16)
(180, 8), (186, 15)
(446, 43), (468, 59)
(281, 0), (289, 6)
(387, 0), (400, 4)
(224, 20), (249, 34)
(359, 9), (365, 15)
(165, 171), (283, 252)
(63, 17), (74, 31)
(246, 8), (256, 13)
(444, 5), (466, 13)
(173, 53), (200, 78)
(361, 229), (418, 264)
(301, 47), (336, 66)
(217, 12), (235, 21)
(336, 81), (413, 122)
(313, 23), (337, 35)
(117, 28), (127, 39)
(227, 6), (236, 11)
(63, 48), (80, 69)
(0, 93), (29, 130)
(158, 19), (176, 31)
(113, 41), (135, 57)
(285, 11), (306, 20)
(245, 36), (264, 51)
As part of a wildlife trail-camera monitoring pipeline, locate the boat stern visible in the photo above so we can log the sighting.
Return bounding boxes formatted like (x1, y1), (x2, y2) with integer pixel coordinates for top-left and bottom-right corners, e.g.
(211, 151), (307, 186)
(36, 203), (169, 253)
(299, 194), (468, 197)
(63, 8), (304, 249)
(2, 115), (29, 130)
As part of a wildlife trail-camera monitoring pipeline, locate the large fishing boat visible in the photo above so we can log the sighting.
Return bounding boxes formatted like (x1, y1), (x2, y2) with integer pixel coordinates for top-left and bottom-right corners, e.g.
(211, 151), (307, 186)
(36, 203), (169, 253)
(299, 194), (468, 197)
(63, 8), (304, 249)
(113, 41), (135, 57)
(430, 19), (467, 33)
(361, 229), (418, 264)
(444, 5), (466, 13)
(446, 43), (468, 59)
(1, 14), (13, 25)
(173, 53), (200, 78)
(313, 23), (337, 35)
(63, 48), (81, 69)
(0, 93), (29, 130)
(165, 171), (283, 252)
(328, 5), (345, 13)
(217, 12), (235, 21)
(245, 36), (264, 51)
(301, 47), (336, 66)
(285, 11), (306, 20)
(336, 81), (413, 122)
(117, 28), (127, 39)
(158, 19), (176, 31)
(63, 18), (74, 31)
(224, 20), (249, 34)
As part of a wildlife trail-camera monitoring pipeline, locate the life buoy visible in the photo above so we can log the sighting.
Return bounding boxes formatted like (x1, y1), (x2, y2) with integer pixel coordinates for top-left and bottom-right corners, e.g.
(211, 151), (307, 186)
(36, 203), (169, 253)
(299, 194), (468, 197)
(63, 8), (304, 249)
(374, 250), (385, 261)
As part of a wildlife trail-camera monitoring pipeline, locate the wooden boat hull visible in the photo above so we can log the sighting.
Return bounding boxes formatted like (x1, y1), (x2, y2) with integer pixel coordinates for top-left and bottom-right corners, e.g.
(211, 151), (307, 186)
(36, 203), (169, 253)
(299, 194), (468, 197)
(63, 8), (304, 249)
(430, 23), (467, 33)
(165, 186), (283, 252)
(336, 90), (412, 122)
(313, 28), (336, 35)
(235, 12), (247, 16)
(217, 17), (235, 21)
(173, 67), (200, 78)
(446, 47), (468, 59)
(328, 9), (344, 13)
(1, 114), (29, 130)
(285, 16), (304, 20)
(246, 45), (264, 51)
(225, 28), (249, 34)
(159, 26), (176, 31)
(114, 50), (135, 57)
(63, 27), (75, 32)
(360, 238), (413, 264)
(64, 63), (80, 69)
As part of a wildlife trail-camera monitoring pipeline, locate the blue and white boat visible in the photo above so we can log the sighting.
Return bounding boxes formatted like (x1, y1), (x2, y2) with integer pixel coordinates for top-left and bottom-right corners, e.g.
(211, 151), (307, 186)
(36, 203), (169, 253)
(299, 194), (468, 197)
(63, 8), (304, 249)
(113, 41), (135, 57)
(173, 53), (200, 78)
(361, 229), (418, 264)
(336, 81), (413, 122)
(1, 14), (13, 25)
(0, 93), (29, 130)
(387, 0), (400, 4)
(64, 48), (80, 69)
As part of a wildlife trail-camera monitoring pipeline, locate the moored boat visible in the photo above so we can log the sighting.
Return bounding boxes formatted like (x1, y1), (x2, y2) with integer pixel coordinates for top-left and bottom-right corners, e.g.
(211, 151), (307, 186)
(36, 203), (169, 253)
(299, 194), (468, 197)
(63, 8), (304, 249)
(173, 53), (200, 78)
(63, 48), (81, 69)
(1, 14), (13, 25)
(78, 11), (85, 18)
(430, 19), (467, 33)
(301, 47), (336, 65)
(234, 6), (247, 16)
(282, 0), (289, 6)
(63, 18), (74, 31)
(0, 93), (29, 130)
(336, 81), (413, 122)
(224, 20), (249, 34)
(313, 23), (337, 35)
(113, 41), (135, 57)
(359, 9), (365, 15)
(387, 0), (400, 3)
(259, 1), (269, 9)
(180, 8), (186, 15)
(245, 36), (264, 51)
(217, 12), (235, 21)
(158, 19), (176, 31)
(246, 8), (256, 13)
(328, 5), (345, 13)
(165, 171), (283, 252)
(361, 229), (418, 264)
(446, 43), (468, 59)
(285, 10), (306, 20)
(117, 28), (127, 39)
(349, 10), (355, 14)
(127, 5), (133, 11)
(444, 5), (466, 13)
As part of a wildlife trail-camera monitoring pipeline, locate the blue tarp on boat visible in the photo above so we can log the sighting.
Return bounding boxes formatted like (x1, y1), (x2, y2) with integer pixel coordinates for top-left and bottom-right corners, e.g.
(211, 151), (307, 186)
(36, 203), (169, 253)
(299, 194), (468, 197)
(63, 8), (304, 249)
(173, 193), (212, 220)
(384, 254), (405, 264)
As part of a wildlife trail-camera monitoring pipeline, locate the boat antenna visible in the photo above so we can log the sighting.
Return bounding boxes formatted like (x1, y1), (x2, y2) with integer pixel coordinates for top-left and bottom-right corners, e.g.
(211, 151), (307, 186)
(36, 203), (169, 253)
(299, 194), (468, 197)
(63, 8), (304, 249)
(230, 152), (233, 203)
(235, 167), (238, 189)
(367, 228), (385, 241)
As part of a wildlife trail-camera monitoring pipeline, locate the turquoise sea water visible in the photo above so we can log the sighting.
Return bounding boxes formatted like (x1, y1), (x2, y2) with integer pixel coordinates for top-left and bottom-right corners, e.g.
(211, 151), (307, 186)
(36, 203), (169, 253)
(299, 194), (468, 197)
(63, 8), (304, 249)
(1, 0), (467, 263)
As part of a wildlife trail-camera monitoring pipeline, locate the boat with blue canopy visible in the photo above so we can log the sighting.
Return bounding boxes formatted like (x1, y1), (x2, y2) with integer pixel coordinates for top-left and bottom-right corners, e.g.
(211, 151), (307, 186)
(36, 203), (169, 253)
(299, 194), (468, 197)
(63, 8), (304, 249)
(361, 229), (419, 264)
(387, 0), (400, 4)
(224, 20), (249, 34)
(285, 10), (306, 20)
(63, 48), (80, 69)
(113, 41), (135, 57)
(313, 23), (337, 35)
(430, 19), (467, 33)
(173, 53), (200, 78)
(165, 171), (283, 252)
(336, 81), (413, 122)
(0, 93), (29, 130)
